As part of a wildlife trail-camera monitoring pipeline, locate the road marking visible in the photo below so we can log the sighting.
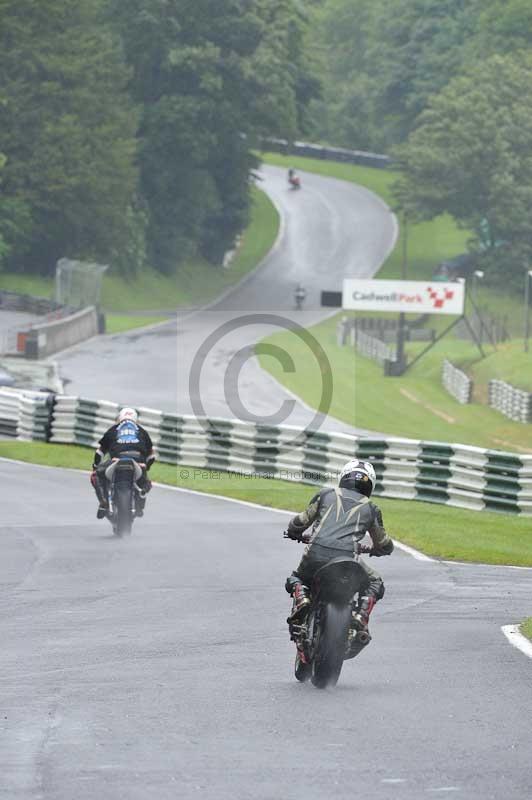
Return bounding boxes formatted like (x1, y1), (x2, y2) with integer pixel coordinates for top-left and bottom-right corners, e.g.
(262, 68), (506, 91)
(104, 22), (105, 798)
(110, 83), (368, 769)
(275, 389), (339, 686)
(443, 560), (532, 572)
(8, 458), (530, 571)
(502, 624), (532, 660)
(381, 778), (406, 784)
(393, 540), (434, 562)
(427, 789), (460, 794)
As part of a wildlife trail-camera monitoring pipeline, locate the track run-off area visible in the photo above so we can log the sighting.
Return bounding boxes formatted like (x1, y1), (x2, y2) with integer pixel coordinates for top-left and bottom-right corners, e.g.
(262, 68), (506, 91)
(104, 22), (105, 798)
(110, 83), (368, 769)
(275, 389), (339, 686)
(1, 460), (532, 799)
(2, 168), (532, 798)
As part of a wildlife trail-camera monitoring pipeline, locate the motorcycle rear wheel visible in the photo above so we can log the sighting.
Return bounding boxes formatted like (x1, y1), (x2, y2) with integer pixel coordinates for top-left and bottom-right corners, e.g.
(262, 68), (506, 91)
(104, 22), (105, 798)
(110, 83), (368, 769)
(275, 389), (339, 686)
(311, 603), (351, 689)
(115, 486), (133, 537)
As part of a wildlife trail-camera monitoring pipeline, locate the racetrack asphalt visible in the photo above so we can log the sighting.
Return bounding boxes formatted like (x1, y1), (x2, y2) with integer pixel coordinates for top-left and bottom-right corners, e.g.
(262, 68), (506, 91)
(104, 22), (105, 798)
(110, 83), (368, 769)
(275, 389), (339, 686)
(5, 166), (531, 799)
(57, 165), (397, 435)
(1, 460), (531, 800)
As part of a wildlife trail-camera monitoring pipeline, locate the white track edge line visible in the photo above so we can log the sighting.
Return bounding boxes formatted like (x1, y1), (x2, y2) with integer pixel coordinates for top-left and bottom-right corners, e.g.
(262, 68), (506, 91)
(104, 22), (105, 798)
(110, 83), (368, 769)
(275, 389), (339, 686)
(443, 559), (532, 572)
(155, 485), (434, 561)
(392, 540), (434, 562)
(501, 624), (532, 660)
(0, 458), (431, 560)
(3, 457), (525, 569)
(153, 481), (294, 516)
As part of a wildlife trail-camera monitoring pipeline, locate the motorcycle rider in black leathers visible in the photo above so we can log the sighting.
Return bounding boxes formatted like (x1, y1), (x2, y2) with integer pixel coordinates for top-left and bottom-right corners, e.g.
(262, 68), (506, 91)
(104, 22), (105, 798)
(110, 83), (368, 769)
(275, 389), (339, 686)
(90, 407), (155, 519)
(285, 459), (394, 650)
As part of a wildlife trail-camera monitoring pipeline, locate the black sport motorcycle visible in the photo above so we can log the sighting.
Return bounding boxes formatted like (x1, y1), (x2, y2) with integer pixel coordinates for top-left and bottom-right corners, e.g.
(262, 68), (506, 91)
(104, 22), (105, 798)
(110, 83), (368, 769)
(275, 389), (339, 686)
(104, 455), (145, 537)
(285, 537), (373, 689)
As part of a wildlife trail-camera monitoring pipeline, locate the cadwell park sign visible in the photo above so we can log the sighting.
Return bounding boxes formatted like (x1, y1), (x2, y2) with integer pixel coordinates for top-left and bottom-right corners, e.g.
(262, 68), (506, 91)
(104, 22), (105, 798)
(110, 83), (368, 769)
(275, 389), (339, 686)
(342, 279), (465, 316)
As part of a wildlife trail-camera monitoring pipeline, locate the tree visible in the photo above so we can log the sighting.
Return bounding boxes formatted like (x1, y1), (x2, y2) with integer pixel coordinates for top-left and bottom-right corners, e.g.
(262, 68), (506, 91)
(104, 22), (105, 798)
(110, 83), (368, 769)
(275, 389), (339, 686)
(111, 0), (318, 272)
(310, 0), (482, 150)
(395, 53), (532, 288)
(0, 151), (9, 267)
(0, 0), (139, 275)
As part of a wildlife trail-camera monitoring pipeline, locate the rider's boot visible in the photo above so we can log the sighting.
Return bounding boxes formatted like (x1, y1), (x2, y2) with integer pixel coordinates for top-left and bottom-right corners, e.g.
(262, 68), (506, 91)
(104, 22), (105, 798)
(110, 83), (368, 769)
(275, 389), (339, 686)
(135, 493), (146, 518)
(135, 477), (151, 518)
(345, 596), (376, 659)
(287, 582), (311, 623)
(351, 595), (376, 634)
(92, 475), (108, 519)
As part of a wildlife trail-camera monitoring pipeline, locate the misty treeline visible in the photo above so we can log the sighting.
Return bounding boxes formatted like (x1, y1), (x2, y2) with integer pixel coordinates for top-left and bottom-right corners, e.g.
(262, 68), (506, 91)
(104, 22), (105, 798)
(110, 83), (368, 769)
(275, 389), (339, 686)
(0, 0), (318, 277)
(4, 1), (532, 289)
(311, 0), (532, 287)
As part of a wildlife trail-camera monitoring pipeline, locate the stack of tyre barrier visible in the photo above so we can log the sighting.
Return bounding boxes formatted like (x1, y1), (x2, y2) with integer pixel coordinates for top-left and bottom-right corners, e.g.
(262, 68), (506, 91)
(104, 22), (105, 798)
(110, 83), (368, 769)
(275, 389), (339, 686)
(1, 390), (532, 515)
(0, 388), (55, 440)
(50, 396), (180, 463)
(488, 379), (532, 423)
(442, 360), (473, 404)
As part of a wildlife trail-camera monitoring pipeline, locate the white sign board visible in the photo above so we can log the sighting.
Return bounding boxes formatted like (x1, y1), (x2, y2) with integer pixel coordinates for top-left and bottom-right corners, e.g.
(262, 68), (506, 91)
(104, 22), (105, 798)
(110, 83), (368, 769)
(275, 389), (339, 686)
(342, 279), (465, 316)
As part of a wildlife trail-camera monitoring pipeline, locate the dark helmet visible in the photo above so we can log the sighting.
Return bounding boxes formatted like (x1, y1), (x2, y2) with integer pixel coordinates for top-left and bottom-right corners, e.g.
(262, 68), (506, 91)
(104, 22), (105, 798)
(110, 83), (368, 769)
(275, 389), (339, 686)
(339, 459), (376, 497)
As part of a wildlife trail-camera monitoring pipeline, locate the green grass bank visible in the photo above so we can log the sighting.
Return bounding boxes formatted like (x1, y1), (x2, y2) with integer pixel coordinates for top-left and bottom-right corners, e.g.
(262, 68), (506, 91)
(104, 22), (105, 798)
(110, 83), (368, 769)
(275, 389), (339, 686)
(263, 152), (528, 338)
(0, 185), (279, 318)
(258, 313), (532, 451)
(260, 153), (532, 449)
(520, 618), (532, 641)
(2, 440), (532, 567)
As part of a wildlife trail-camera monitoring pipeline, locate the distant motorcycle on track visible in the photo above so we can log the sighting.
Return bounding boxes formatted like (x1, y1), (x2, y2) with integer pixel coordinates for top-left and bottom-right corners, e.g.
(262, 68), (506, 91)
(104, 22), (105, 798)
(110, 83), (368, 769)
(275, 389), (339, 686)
(104, 454), (146, 537)
(294, 283), (307, 310)
(288, 167), (301, 190)
(284, 537), (374, 689)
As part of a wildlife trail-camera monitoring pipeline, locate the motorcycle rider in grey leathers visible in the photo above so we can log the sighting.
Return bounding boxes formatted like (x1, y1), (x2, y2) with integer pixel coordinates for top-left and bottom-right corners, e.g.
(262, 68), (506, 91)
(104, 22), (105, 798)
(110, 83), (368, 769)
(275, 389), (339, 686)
(285, 459), (394, 648)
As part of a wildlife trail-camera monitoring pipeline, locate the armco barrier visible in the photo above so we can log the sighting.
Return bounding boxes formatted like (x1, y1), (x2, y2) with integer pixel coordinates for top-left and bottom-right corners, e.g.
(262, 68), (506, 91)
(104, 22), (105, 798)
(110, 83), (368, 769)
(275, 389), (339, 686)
(442, 360), (473, 404)
(1, 389), (532, 515)
(489, 379), (532, 424)
(337, 319), (396, 365)
(24, 306), (99, 359)
(0, 290), (67, 316)
(263, 138), (391, 169)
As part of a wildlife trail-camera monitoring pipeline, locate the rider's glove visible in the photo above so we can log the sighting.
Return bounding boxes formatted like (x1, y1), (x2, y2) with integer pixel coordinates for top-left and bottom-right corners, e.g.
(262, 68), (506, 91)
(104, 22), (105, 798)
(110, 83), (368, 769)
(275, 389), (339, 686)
(284, 526), (304, 542)
(370, 540), (394, 557)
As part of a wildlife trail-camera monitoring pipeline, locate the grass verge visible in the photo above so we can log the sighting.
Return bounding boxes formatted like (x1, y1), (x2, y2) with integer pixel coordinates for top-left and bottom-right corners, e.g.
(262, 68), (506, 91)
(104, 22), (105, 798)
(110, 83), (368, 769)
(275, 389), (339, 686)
(105, 314), (169, 335)
(260, 153), (532, 449)
(520, 618), (532, 641)
(258, 313), (532, 450)
(263, 152), (527, 339)
(459, 340), (532, 396)
(0, 185), (279, 314)
(2, 440), (532, 566)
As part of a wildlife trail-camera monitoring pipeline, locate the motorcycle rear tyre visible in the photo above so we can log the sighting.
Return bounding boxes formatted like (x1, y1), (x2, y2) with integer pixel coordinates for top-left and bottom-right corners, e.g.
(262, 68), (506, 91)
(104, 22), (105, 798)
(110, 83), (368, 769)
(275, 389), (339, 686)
(311, 603), (351, 689)
(115, 486), (133, 537)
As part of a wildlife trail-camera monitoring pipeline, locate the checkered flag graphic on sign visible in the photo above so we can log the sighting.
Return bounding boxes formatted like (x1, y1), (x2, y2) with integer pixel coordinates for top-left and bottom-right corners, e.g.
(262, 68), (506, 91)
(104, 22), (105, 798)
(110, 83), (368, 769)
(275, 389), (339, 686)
(427, 287), (455, 309)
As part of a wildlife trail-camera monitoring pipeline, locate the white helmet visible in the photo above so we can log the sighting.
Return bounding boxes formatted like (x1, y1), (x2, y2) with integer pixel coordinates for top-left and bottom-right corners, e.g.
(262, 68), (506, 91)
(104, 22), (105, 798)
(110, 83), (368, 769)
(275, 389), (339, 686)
(339, 459), (376, 497)
(117, 407), (138, 424)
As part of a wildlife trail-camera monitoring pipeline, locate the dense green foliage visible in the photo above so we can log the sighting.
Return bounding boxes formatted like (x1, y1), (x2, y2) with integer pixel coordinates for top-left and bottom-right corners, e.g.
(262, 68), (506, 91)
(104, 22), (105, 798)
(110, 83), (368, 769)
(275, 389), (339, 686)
(310, 0), (480, 151)
(396, 53), (532, 289)
(310, 0), (532, 288)
(110, 0), (317, 273)
(0, 0), (139, 275)
(0, 1), (316, 278)
(4, 0), (532, 291)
